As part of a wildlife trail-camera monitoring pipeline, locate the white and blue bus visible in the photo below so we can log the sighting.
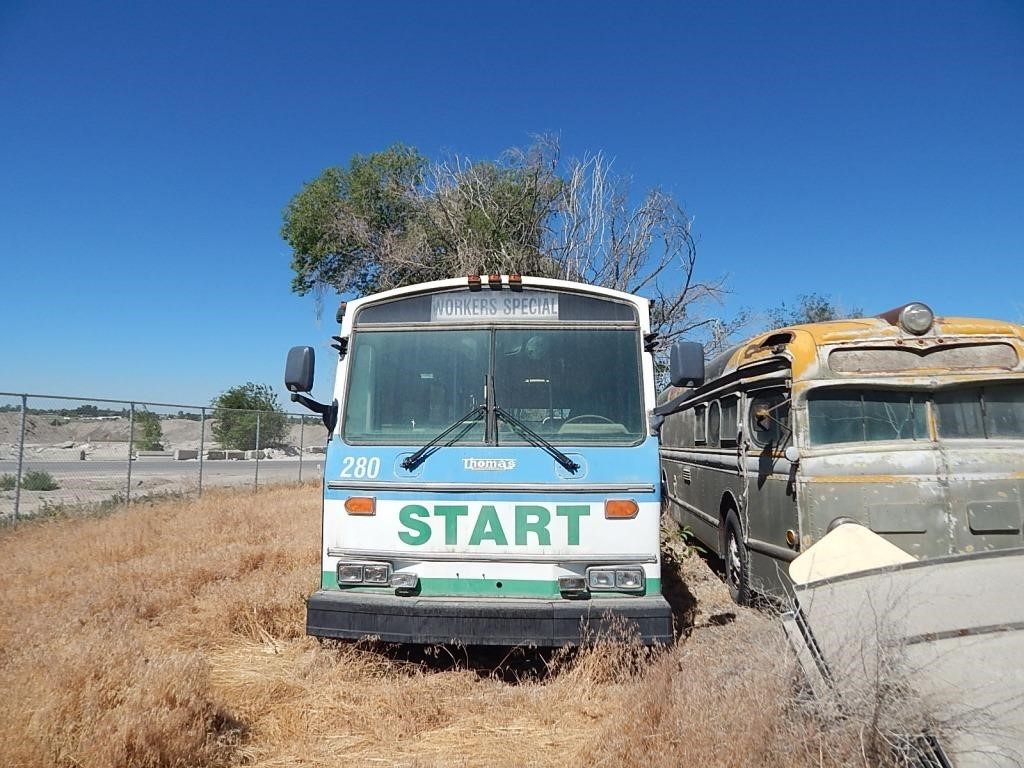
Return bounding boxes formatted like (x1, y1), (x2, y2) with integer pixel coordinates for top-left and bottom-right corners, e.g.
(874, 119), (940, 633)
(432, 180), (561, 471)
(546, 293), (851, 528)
(285, 274), (672, 646)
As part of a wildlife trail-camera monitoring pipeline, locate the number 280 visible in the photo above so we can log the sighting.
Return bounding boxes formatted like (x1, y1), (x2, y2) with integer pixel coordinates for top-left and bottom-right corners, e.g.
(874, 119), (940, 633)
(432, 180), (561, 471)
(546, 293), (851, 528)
(340, 456), (381, 479)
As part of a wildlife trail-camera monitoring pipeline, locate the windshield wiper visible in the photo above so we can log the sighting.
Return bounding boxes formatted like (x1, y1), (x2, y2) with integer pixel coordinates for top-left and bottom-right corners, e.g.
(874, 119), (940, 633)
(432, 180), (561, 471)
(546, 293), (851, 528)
(401, 405), (486, 471)
(494, 406), (580, 474)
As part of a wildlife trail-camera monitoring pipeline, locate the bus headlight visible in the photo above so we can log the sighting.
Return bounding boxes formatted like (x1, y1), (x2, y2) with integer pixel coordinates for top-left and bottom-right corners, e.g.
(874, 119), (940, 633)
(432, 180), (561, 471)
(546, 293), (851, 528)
(337, 562), (392, 585)
(362, 564), (391, 584)
(337, 564), (364, 583)
(588, 570), (616, 590)
(615, 569), (644, 590)
(587, 567), (645, 592)
(827, 516), (862, 533)
(899, 302), (933, 335)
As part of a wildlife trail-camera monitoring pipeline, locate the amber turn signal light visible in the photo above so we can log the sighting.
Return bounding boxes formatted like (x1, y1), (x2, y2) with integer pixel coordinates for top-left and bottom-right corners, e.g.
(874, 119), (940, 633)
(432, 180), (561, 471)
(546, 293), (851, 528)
(344, 496), (376, 515)
(605, 499), (638, 519)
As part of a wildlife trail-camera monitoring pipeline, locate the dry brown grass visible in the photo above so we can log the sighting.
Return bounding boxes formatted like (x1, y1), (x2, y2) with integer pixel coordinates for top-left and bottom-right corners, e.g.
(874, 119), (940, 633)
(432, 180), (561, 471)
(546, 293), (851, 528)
(0, 484), (904, 767)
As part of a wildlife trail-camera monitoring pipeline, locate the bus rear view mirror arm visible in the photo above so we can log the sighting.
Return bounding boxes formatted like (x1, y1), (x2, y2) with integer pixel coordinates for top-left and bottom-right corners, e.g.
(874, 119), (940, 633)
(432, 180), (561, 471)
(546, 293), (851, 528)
(290, 393), (338, 433)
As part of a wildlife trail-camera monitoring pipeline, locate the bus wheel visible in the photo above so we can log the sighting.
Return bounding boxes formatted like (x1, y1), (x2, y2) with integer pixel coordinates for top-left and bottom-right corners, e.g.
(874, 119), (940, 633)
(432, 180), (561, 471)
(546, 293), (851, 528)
(724, 510), (751, 605)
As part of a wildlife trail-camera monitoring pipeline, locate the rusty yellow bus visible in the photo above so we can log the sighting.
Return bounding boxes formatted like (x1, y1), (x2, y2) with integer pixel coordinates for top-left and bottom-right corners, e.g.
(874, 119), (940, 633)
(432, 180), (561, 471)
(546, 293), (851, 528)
(656, 303), (1024, 603)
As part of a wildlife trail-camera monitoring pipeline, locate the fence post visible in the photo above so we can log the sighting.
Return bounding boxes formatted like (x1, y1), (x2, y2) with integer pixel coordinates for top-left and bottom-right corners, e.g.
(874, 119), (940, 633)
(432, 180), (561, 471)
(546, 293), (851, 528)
(14, 394), (27, 520)
(198, 407), (206, 496)
(126, 403), (135, 505)
(298, 416), (305, 482)
(254, 411), (261, 493)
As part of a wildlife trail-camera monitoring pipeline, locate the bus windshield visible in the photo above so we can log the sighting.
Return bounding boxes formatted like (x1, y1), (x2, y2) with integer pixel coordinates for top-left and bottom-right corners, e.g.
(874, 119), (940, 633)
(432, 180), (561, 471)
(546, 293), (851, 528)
(807, 389), (928, 445)
(343, 328), (644, 445)
(935, 383), (1024, 439)
(807, 384), (1024, 445)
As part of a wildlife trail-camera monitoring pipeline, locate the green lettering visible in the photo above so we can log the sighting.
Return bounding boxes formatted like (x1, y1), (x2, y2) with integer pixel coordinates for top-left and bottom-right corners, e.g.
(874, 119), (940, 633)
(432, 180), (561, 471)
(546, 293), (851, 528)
(434, 505), (469, 545)
(469, 505), (508, 546)
(398, 504), (431, 545)
(556, 505), (590, 545)
(515, 505), (551, 546)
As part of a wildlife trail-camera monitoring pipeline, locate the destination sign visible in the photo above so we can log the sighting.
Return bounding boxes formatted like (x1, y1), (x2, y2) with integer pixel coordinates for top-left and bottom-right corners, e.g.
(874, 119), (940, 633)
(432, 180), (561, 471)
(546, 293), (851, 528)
(431, 291), (559, 321)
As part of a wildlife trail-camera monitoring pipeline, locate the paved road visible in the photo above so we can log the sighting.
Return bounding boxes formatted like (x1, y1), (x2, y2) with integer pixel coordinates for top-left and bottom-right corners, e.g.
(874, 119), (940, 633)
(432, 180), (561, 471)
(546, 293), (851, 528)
(0, 457), (323, 483)
(0, 458), (325, 518)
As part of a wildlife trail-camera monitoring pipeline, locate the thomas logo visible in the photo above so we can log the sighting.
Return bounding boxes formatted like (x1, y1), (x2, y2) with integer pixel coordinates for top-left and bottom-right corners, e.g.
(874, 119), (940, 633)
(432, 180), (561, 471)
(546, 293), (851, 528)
(463, 458), (517, 471)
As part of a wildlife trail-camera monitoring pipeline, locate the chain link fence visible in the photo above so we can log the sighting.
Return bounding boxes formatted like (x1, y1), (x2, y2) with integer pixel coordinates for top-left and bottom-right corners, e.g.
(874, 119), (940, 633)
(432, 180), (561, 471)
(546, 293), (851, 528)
(0, 392), (328, 522)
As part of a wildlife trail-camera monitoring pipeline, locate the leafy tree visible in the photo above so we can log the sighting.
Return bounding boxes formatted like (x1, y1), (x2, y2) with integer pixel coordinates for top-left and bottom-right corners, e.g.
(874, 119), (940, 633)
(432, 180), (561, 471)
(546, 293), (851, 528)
(282, 144), (430, 301)
(765, 293), (863, 329)
(211, 383), (287, 450)
(282, 136), (736, 353)
(134, 410), (163, 451)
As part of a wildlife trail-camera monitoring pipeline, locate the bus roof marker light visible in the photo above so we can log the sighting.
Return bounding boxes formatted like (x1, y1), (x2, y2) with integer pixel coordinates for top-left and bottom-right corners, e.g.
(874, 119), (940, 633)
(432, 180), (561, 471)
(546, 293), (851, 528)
(509, 273), (523, 291)
(344, 496), (376, 515)
(488, 273), (502, 289)
(877, 302), (934, 335)
(899, 303), (934, 335)
(605, 499), (639, 519)
(467, 274), (482, 290)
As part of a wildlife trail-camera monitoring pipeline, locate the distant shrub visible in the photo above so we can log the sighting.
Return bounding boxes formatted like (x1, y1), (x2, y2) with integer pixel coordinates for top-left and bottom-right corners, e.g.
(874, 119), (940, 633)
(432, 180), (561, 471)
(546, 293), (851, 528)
(22, 471), (59, 491)
(135, 410), (164, 451)
(0, 474), (15, 491)
(211, 382), (287, 449)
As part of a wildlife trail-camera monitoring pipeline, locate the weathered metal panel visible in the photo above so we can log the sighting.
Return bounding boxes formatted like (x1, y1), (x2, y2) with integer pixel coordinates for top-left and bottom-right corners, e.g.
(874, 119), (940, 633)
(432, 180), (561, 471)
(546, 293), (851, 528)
(787, 547), (1024, 768)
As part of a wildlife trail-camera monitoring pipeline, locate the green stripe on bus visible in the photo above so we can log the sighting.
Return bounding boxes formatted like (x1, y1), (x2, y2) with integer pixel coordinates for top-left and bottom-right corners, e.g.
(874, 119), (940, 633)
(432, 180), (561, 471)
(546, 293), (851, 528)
(321, 571), (661, 598)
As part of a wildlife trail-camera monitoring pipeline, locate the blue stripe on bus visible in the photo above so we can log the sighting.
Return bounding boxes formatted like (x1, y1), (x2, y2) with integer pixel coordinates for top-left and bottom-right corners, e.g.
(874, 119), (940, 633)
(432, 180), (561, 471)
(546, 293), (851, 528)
(320, 437), (660, 502)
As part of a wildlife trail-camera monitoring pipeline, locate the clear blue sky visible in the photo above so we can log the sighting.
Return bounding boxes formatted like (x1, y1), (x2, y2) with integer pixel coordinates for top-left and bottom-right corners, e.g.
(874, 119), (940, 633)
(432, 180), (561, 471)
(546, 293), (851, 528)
(1, 0), (1021, 408)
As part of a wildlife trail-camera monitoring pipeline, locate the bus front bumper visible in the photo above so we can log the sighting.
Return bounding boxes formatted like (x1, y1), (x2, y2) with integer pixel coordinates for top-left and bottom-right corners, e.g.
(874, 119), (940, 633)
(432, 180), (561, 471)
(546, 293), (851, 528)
(306, 590), (674, 647)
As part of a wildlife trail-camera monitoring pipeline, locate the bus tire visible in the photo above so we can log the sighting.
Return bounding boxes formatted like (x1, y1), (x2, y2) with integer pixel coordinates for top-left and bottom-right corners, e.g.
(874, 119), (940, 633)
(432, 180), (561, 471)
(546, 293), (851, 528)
(724, 510), (751, 606)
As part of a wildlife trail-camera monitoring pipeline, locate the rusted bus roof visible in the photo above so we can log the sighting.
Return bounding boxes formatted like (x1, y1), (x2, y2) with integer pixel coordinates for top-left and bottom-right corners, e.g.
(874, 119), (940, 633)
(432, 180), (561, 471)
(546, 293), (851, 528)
(804, 315), (1024, 344)
(710, 315), (1024, 382)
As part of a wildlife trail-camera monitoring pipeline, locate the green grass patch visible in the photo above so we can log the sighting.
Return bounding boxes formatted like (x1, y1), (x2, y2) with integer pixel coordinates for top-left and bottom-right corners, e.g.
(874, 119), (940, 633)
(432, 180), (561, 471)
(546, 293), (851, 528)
(21, 471), (60, 491)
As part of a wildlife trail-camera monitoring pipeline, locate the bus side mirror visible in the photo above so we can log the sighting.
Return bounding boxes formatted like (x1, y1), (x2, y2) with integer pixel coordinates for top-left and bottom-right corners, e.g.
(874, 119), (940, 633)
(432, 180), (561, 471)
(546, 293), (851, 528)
(669, 341), (705, 387)
(285, 346), (315, 393)
(285, 345), (338, 433)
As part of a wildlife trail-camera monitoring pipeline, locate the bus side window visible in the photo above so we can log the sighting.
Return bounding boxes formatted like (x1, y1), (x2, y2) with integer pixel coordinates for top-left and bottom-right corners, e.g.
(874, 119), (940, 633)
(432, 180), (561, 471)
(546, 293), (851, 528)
(720, 395), (739, 446)
(749, 392), (791, 448)
(694, 404), (707, 444)
(707, 401), (721, 447)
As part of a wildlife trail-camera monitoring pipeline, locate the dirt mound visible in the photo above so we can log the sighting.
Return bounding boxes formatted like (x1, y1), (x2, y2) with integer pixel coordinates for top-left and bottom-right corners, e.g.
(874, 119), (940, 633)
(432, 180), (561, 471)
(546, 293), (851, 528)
(0, 414), (325, 452)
